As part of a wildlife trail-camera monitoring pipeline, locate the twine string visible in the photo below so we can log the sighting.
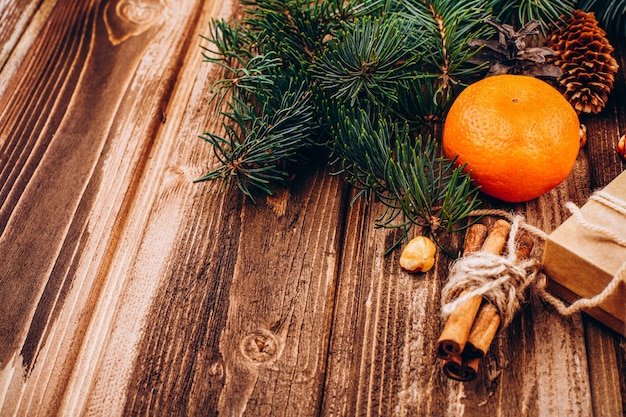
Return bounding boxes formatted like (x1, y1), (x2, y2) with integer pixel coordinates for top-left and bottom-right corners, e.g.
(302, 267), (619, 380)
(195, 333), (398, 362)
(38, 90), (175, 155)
(441, 190), (626, 328)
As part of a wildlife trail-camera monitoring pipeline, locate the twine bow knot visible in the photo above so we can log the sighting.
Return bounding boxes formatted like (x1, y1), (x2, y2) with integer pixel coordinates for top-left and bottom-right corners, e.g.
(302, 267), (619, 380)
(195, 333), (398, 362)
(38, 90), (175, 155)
(441, 215), (542, 328)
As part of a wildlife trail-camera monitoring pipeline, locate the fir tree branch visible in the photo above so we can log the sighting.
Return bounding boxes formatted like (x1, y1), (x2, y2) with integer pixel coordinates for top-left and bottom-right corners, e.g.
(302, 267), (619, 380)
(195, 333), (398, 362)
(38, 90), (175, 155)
(240, 0), (386, 68)
(196, 0), (572, 255)
(391, 0), (493, 123)
(312, 16), (424, 106)
(328, 105), (394, 201)
(200, 19), (256, 68)
(195, 81), (317, 202)
(207, 53), (282, 112)
(329, 105), (481, 252)
(493, 0), (575, 27)
(380, 130), (481, 252)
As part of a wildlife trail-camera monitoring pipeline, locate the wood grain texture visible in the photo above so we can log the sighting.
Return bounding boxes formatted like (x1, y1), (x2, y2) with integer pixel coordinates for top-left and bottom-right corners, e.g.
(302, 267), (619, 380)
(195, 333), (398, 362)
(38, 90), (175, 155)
(0, 0), (43, 69)
(0, 1), (624, 416)
(0, 0), (207, 414)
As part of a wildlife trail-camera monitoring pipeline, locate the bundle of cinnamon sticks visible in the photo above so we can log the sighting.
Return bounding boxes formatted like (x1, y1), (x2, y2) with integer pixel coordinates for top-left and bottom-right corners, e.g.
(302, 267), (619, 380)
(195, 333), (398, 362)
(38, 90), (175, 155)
(436, 219), (534, 381)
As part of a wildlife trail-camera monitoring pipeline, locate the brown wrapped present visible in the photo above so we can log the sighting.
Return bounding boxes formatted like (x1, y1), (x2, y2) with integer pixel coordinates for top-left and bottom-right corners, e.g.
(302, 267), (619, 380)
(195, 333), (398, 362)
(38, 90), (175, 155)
(542, 171), (626, 337)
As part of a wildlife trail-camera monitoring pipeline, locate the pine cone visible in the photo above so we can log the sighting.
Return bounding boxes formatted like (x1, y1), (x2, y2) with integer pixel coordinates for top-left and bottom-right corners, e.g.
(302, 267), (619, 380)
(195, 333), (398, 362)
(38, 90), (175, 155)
(547, 10), (619, 115)
(469, 19), (562, 79)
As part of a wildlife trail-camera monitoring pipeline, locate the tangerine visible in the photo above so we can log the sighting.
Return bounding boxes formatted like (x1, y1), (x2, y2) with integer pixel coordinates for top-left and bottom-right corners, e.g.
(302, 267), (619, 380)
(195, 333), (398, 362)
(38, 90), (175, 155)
(442, 74), (581, 203)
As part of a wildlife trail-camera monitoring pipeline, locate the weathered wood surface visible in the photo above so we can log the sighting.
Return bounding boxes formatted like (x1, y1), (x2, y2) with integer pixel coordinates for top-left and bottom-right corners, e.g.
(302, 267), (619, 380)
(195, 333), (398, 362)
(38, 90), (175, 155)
(0, 1), (624, 416)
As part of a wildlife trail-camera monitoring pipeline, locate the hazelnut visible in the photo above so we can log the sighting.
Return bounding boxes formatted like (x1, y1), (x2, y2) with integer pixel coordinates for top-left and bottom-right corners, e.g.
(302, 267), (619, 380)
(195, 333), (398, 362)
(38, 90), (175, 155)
(400, 236), (437, 272)
(617, 134), (625, 161)
(579, 124), (587, 148)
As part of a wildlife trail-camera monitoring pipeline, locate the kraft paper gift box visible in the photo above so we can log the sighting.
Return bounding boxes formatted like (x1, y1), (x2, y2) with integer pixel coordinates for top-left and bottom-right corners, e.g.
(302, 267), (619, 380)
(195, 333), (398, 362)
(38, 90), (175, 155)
(542, 170), (626, 337)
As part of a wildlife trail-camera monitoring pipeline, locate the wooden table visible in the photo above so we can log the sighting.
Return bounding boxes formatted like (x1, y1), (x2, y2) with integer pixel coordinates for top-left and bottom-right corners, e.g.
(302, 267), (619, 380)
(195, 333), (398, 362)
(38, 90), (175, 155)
(0, 1), (624, 416)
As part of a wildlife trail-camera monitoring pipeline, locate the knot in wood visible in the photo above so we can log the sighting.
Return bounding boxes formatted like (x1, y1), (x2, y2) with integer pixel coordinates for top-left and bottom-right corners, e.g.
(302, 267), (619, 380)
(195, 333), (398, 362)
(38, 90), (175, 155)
(116, 0), (165, 25)
(104, 0), (168, 46)
(240, 330), (279, 363)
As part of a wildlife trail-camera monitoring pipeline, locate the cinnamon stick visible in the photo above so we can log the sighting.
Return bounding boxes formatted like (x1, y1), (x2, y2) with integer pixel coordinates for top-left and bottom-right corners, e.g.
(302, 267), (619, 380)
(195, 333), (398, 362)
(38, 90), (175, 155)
(462, 223), (489, 255)
(438, 220), (511, 381)
(441, 221), (537, 381)
(458, 220), (510, 360)
(465, 230), (535, 359)
(436, 221), (509, 359)
(436, 290), (482, 359)
(481, 219), (511, 255)
(515, 231), (535, 261)
(463, 302), (500, 358)
(443, 356), (479, 382)
(435, 224), (488, 359)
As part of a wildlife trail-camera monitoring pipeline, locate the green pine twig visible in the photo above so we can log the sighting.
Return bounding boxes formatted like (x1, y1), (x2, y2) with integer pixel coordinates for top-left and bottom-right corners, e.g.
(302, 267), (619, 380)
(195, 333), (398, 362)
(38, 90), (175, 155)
(493, 0), (576, 28)
(329, 106), (481, 254)
(195, 81), (317, 202)
(312, 16), (424, 106)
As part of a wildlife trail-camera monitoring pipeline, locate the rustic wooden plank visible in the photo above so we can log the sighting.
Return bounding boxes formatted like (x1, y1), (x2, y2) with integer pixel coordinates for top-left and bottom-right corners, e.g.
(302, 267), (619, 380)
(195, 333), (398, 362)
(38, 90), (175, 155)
(323, 194), (447, 416)
(72, 1), (237, 413)
(584, 323), (625, 417)
(116, 164), (348, 416)
(0, 2), (91, 227)
(0, 1), (624, 416)
(321, 194), (379, 417)
(618, 337), (626, 415)
(0, 0), (102, 381)
(0, 0), (210, 414)
(59, 0), (349, 415)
